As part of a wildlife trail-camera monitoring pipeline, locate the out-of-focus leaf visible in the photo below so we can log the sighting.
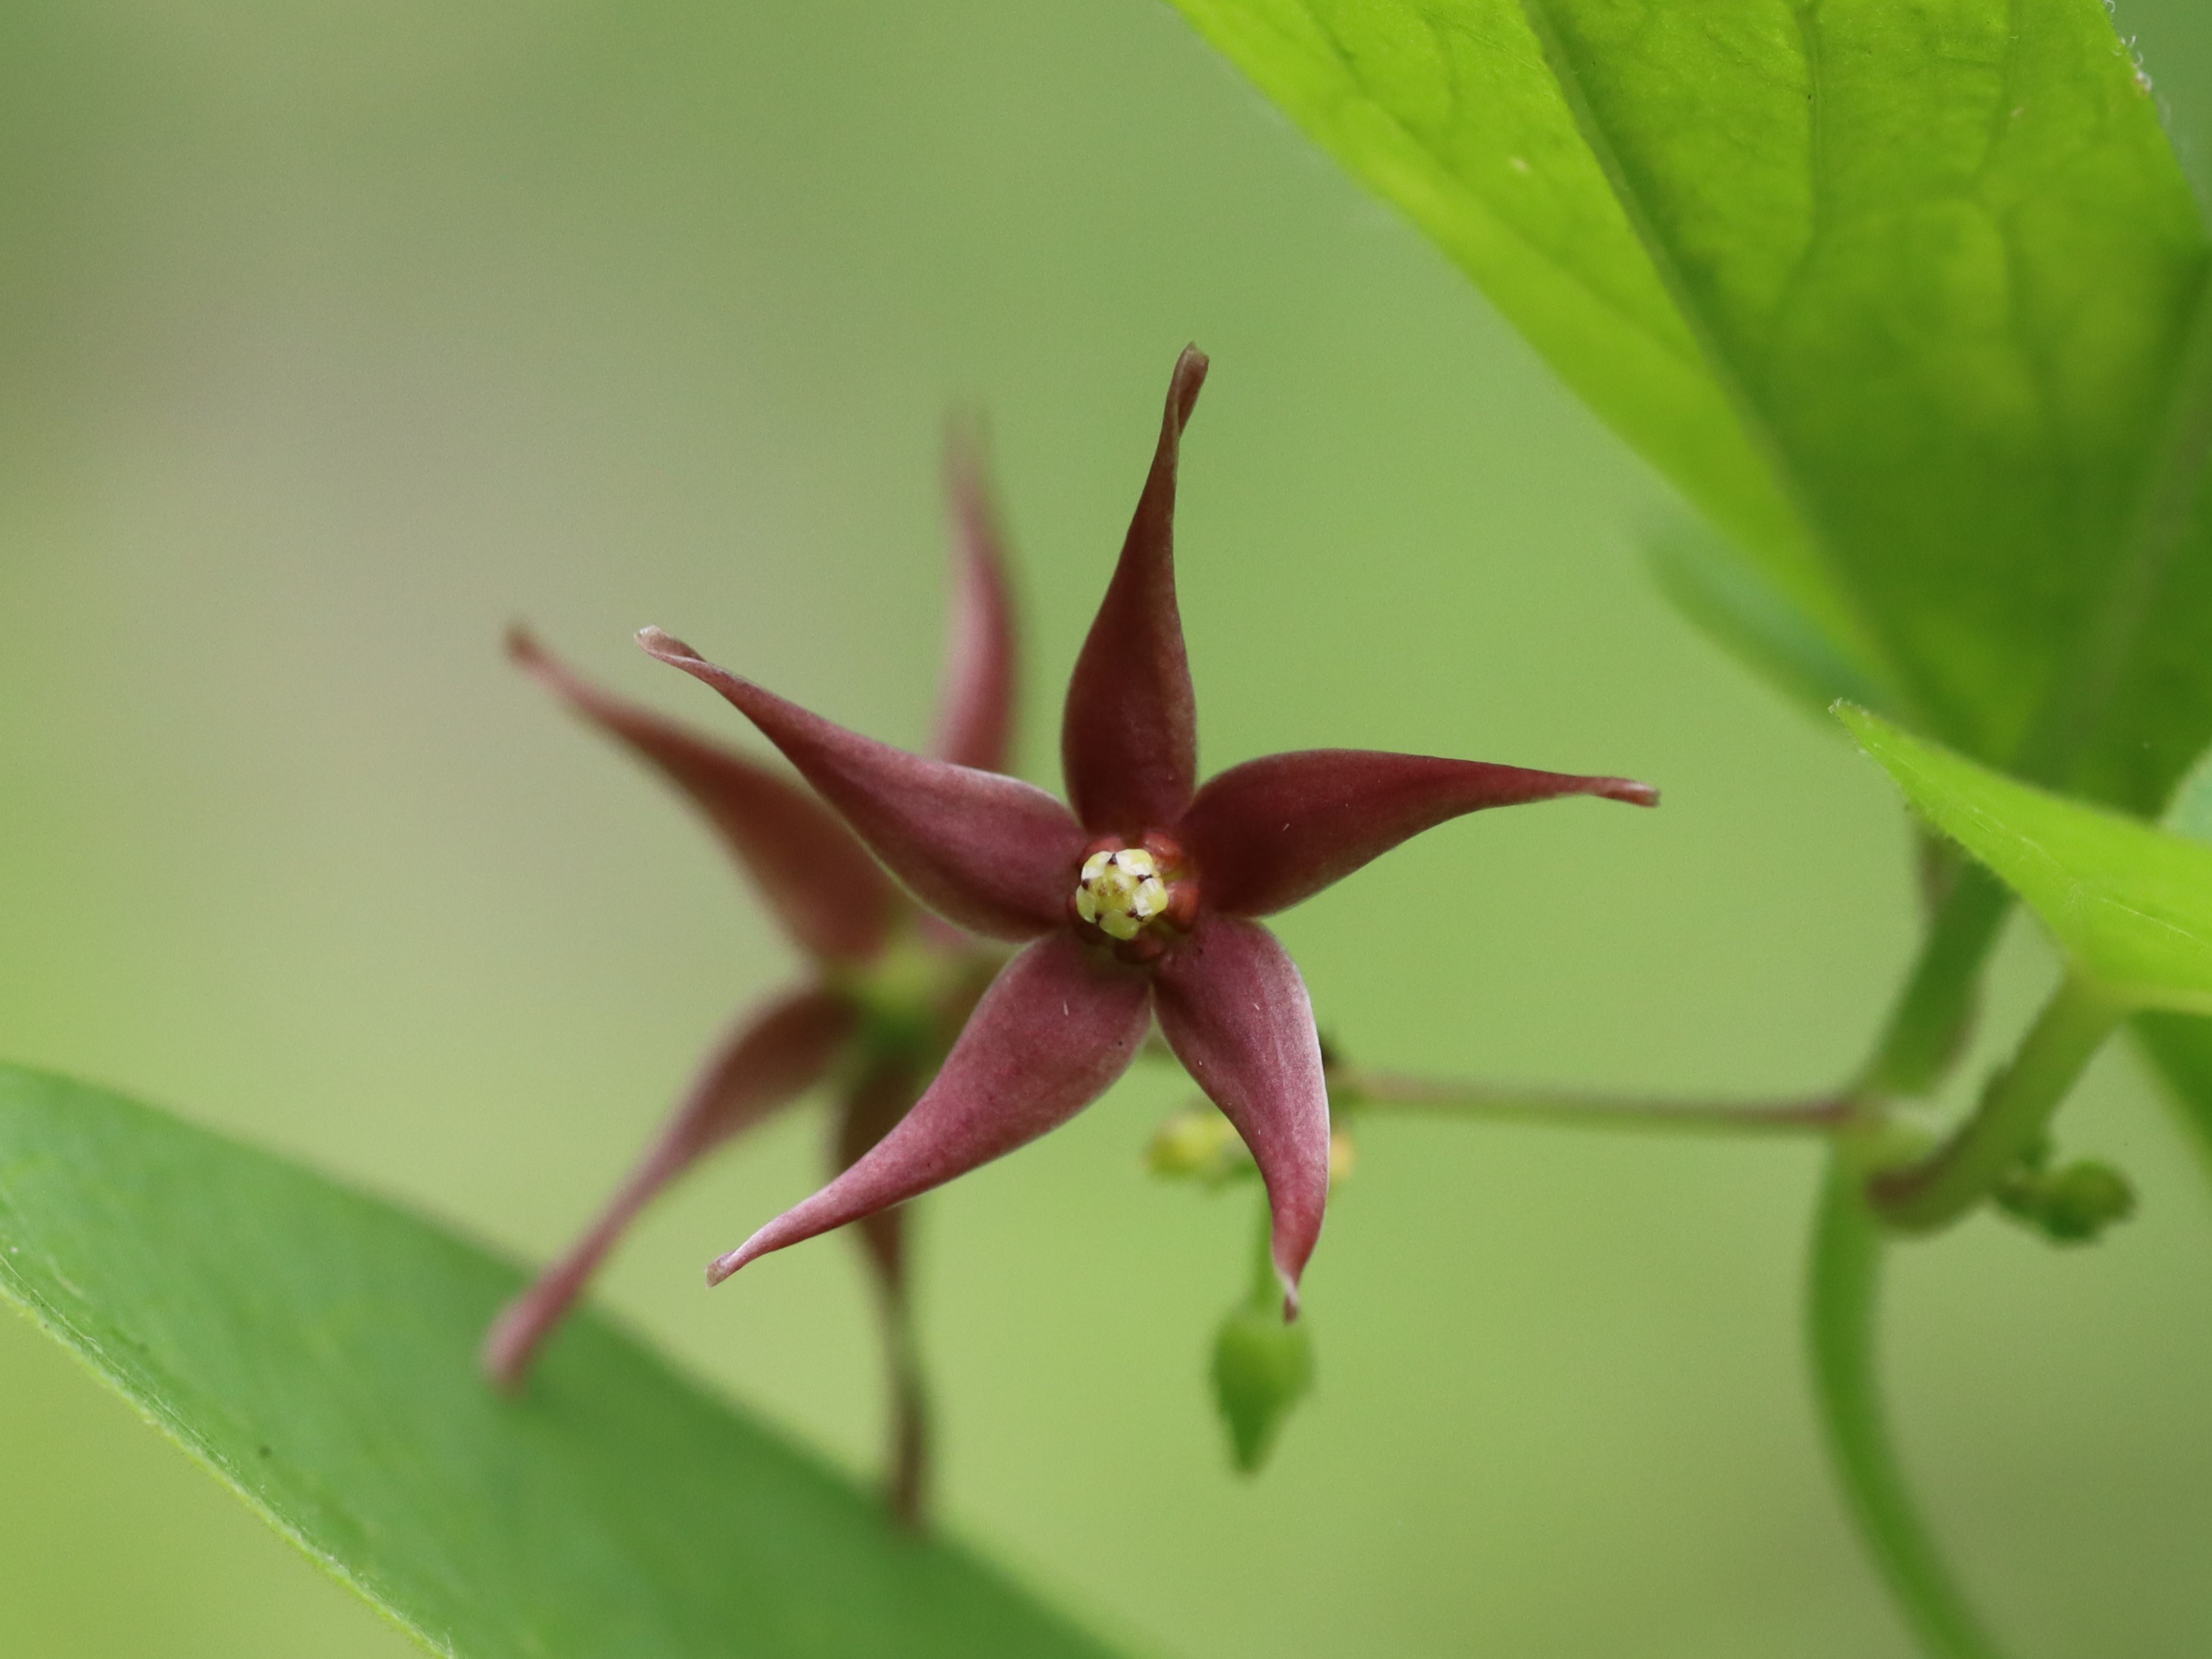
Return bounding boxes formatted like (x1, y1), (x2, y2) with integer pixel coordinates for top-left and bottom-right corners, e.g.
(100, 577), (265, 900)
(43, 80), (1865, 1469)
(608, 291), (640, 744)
(0, 1066), (1123, 1659)
(2133, 742), (2212, 1164)
(1170, 0), (2212, 809)
(2159, 742), (2212, 843)
(1841, 707), (2212, 1013)
(2137, 1012), (2212, 1168)
(1647, 521), (1891, 724)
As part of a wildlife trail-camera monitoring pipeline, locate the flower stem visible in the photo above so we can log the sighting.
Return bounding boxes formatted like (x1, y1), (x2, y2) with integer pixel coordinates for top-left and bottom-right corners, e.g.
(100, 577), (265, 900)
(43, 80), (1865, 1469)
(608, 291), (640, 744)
(1867, 977), (2122, 1234)
(1860, 863), (2011, 1099)
(1809, 1155), (2005, 1659)
(1334, 1066), (1856, 1135)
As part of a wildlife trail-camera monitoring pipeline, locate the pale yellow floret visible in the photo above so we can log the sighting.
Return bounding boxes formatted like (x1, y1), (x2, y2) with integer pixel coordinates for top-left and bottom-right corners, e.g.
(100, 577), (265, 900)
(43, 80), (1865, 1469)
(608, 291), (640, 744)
(1075, 846), (1175, 941)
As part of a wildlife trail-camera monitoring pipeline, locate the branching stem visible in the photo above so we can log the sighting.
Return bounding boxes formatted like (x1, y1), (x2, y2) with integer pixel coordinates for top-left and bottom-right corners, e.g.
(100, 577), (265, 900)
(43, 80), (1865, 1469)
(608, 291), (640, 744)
(1867, 976), (2122, 1233)
(1860, 862), (2011, 1099)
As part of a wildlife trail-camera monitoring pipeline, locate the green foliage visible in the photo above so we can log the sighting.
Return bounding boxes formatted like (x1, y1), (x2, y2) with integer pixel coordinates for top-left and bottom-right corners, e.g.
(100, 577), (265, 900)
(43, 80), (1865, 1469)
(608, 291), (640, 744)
(1646, 520), (1893, 726)
(1841, 706), (2212, 1015)
(1168, 0), (2212, 809)
(2135, 742), (2212, 1163)
(0, 1066), (1119, 1659)
(2136, 1010), (2212, 1166)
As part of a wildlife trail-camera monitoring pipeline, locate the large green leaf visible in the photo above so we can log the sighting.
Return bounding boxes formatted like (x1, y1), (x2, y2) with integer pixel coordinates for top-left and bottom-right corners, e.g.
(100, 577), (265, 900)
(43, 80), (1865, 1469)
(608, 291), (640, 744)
(1646, 519), (1892, 726)
(1840, 706), (2212, 1013)
(0, 1065), (1122, 1659)
(1170, 0), (2212, 809)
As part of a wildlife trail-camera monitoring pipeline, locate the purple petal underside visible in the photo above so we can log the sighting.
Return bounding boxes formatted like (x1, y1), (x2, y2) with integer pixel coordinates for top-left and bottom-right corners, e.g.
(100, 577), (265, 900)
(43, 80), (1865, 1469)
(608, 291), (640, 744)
(1152, 915), (1330, 1312)
(1060, 345), (1208, 836)
(640, 629), (1084, 941)
(833, 1061), (931, 1525)
(1182, 748), (1659, 917)
(931, 426), (1020, 775)
(481, 985), (857, 1389)
(707, 931), (1152, 1283)
(510, 627), (901, 962)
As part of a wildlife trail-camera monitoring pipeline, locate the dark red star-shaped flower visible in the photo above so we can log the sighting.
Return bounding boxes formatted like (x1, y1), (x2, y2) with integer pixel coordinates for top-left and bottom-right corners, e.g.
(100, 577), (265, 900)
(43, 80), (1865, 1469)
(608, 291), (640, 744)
(643, 347), (1656, 1312)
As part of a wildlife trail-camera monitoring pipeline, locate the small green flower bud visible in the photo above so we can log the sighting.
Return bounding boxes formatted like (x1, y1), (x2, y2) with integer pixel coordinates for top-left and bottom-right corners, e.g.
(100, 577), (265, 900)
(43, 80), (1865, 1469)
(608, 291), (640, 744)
(1144, 1107), (1255, 1185)
(1146, 1106), (1357, 1188)
(2036, 1160), (2136, 1242)
(1212, 1301), (1314, 1474)
(1993, 1152), (2136, 1245)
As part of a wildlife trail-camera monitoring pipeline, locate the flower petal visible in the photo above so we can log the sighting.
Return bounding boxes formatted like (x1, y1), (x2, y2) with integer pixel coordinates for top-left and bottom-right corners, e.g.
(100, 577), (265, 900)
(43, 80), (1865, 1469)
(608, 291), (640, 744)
(707, 931), (1151, 1283)
(833, 1062), (931, 1525)
(1152, 915), (1330, 1312)
(480, 985), (856, 1389)
(640, 629), (1084, 941)
(1182, 748), (1659, 917)
(509, 626), (899, 964)
(1060, 346), (1208, 835)
(930, 425), (1020, 775)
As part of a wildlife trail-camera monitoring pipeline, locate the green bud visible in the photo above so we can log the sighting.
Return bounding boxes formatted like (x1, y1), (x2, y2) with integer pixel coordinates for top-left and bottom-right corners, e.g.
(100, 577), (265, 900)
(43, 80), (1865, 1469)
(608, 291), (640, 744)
(1144, 1107), (1256, 1186)
(1993, 1154), (2136, 1245)
(2036, 1160), (2136, 1242)
(1212, 1301), (1314, 1474)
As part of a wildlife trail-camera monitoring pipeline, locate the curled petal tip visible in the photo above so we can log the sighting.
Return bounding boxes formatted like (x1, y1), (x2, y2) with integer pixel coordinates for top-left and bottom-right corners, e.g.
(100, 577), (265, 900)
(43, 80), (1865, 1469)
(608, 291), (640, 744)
(705, 1247), (747, 1287)
(1279, 1275), (1302, 1323)
(1172, 345), (1210, 418)
(1603, 778), (1661, 808)
(636, 626), (701, 662)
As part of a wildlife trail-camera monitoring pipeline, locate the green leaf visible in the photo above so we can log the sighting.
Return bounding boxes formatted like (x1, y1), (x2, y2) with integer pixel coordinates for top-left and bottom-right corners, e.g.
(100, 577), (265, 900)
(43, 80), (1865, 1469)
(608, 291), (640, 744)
(2136, 1007), (2212, 1169)
(1646, 519), (1891, 725)
(0, 1065), (1121, 1659)
(1840, 706), (2212, 1013)
(1808, 1154), (2003, 1659)
(2132, 741), (2212, 1166)
(1170, 0), (2212, 809)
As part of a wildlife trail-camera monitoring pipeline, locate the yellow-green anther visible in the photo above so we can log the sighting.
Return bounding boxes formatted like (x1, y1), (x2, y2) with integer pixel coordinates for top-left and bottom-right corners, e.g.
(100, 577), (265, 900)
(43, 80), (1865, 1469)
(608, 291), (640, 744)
(1075, 847), (1170, 941)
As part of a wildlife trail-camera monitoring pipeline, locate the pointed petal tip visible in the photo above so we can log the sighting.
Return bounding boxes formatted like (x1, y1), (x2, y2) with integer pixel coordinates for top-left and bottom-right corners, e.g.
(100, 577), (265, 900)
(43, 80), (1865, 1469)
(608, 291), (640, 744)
(1172, 343), (1210, 414)
(636, 625), (698, 662)
(1603, 778), (1661, 808)
(1279, 1272), (1302, 1323)
(504, 620), (543, 665)
(705, 1247), (747, 1287)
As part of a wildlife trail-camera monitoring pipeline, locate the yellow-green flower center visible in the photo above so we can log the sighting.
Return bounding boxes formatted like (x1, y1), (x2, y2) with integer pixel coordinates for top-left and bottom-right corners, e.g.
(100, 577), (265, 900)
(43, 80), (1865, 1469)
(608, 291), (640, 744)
(1073, 847), (1170, 941)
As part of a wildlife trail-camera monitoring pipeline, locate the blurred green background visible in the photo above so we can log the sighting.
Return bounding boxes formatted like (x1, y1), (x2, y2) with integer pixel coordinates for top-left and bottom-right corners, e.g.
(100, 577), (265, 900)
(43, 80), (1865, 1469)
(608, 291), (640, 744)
(5, 3), (2212, 1654)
